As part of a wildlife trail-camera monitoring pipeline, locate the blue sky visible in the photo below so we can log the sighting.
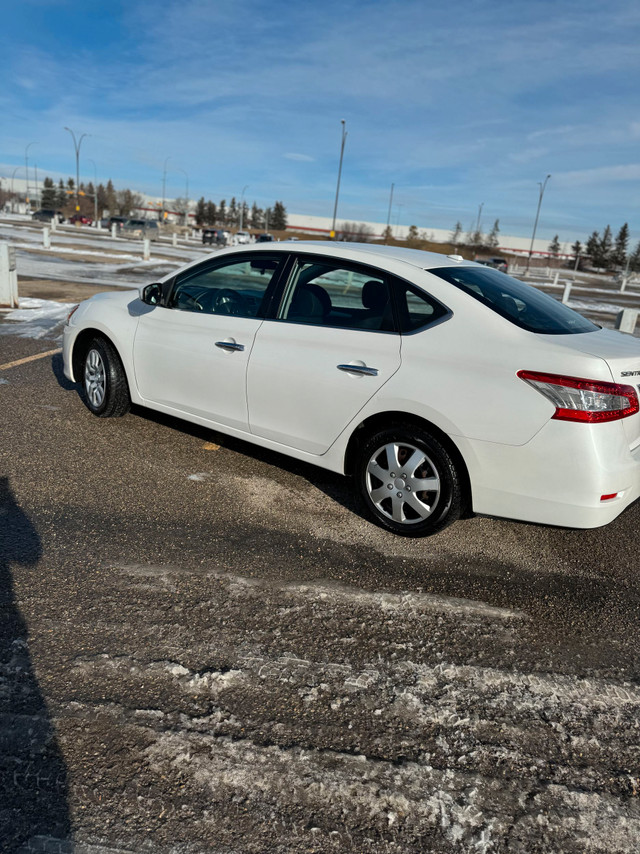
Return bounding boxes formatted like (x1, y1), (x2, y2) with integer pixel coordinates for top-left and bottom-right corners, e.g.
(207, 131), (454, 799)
(1, 0), (640, 243)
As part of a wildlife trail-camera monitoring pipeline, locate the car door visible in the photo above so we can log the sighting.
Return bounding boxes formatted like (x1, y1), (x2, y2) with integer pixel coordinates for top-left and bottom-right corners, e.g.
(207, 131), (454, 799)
(133, 253), (285, 430)
(247, 255), (402, 455)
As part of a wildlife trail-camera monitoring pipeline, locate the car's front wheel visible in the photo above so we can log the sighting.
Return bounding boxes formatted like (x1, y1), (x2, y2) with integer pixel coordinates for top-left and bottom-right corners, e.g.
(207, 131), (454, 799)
(82, 337), (130, 418)
(355, 424), (462, 537)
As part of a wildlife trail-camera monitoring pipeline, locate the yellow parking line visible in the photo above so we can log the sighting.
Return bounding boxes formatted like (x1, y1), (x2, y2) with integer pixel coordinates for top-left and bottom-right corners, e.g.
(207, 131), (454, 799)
(0, 348), (62, 371)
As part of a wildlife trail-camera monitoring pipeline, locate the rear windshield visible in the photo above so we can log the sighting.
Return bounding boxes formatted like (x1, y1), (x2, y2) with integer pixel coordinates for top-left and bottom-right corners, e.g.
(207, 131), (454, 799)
(430, 266), (598, 335)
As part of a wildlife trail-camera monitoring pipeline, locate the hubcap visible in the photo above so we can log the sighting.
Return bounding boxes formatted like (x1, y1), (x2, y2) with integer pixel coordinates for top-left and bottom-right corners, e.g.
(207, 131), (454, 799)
(365, 441), (440, 525)
(84, 349), (106, 408)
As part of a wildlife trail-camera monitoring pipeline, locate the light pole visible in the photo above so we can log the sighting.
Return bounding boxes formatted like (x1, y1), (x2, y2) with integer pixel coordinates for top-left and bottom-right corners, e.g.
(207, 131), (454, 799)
(64, 127), (88, 214)
(238, 184), (248, 231)
(475, 202), (484, 236)
(385, 183), (394, 243)
(88, 159), (98, 225)
(10, 166), (22, 213)
(330, 119), (347, 239)
(25, 142), (37, 211)
(177, 168), (189, 225)
(526, 174), (551, 273)
(161, 156), (171, 222)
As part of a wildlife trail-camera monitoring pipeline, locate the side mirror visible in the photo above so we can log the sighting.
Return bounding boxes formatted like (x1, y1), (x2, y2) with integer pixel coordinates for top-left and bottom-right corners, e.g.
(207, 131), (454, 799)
(141, 283), (162, 305)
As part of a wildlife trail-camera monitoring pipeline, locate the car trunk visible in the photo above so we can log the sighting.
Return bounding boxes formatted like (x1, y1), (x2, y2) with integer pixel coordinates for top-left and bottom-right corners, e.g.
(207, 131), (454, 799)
(553, 327), (640, 447)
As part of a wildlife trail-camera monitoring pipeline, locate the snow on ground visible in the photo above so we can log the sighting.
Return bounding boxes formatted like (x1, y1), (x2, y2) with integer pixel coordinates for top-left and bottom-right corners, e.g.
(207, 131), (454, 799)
(0, 297), (70, 340)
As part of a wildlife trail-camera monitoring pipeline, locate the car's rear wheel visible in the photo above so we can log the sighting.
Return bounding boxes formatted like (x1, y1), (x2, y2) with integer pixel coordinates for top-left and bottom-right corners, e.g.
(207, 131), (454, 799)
(355, 424), (462, 537)
(82, 337), (130, 418)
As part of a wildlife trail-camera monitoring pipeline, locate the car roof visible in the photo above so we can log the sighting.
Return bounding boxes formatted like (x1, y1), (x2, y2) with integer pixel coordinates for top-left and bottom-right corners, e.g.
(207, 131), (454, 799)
(225, 241), (473, 271)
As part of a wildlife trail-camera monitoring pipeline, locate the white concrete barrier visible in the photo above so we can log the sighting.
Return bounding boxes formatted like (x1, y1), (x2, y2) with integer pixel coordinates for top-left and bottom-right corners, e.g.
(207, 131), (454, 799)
(614, 309), (638, 334)
(43, 227), (51, 249)
(172, 233), (178, 247)
(561, 281), (572, 304)
(0, 243), (19, 308)
(143, 238), (151, 261)
(111, 223), (117, 239)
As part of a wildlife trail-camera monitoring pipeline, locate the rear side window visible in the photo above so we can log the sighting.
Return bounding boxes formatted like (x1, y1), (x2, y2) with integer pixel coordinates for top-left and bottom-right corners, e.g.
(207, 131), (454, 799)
(395, 282), (450, 332)
(430, 266), (598, 334)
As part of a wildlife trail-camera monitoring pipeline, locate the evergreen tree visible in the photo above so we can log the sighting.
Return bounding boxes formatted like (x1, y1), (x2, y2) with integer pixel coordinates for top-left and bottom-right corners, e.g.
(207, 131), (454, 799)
(218, 199), (227, 226)
(195, 196), (206, 226)
(105, 180), (117, 215)
(629, 241), (640, 274)
(599, 225), (613, 268)
(97, 183), (108, 215)
(250, 202), (262, 229)
(382, 225), (393, 243)
(56, 179), (67, 208)
(205, 201), (217, 225)
(487, 219), (500, 249)
(271, 201), (287, 230)
(571, 240), (583, 269)
(228, 196), (238, 226)
(548, 235), (561, 256)
(611, 223), (629, 269)
(585, 231), (601, 266)
(450, 221), (462, 245)
(264, 207), (273, 231)
(41, 177), (57, 208)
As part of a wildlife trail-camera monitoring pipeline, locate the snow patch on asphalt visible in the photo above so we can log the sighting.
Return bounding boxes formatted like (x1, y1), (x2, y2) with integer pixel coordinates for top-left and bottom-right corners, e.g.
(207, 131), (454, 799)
(0, 297), (69, 339)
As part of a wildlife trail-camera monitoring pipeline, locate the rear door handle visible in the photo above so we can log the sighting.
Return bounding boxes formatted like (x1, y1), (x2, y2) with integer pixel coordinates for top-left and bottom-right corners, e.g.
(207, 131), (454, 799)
(215, 340), (244, 352)
(337, 363), (378, 377)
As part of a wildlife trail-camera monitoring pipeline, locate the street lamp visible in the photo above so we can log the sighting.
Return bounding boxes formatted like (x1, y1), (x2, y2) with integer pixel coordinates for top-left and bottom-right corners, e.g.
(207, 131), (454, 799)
(25, 142), (37, 210)
(88, 159), (98, 226)
(330, 119), (347, 239)
(239, 184), (248, 231)
(385, 183), (394, 243)
(177, 168), (189, 225)
(64, 127), (89, 213)
(10, 166), (22, 213)
(161, 156), (171, 222)
(526, 174), (551, 273)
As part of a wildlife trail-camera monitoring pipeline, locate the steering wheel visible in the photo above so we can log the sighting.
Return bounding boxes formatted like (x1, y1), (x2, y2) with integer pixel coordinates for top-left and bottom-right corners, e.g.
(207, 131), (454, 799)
(179, 292), (204, 311)
(212, 288), (247, 316)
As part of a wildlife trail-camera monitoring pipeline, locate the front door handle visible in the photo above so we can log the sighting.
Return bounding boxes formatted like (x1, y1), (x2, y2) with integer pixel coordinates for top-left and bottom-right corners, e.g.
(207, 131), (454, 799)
(215, 340), (244, 352)
(337, 363), (378, 377)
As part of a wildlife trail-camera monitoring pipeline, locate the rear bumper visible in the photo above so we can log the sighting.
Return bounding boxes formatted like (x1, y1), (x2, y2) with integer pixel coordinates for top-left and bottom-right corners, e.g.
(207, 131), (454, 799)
(460, 419), (640, 528)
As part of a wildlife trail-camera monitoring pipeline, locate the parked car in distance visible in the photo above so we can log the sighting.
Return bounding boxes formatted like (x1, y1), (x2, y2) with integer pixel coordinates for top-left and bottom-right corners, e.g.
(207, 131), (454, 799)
(62, 242), (640, 538)
(256, 233), (274, 243)
(121, 219), (159, 240)
(32, 209), (65, 223)
(68, 214), (93, 225)
(202, 228), (228, 246)
(234, 231), (251, 244)
(101, 216), (127, 230)
(477, 256), (509, 273)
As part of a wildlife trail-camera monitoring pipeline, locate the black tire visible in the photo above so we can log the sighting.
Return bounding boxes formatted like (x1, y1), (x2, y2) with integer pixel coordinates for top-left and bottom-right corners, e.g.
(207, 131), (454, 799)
(82, 336), (130, 418)
(355, 423), (462, 537)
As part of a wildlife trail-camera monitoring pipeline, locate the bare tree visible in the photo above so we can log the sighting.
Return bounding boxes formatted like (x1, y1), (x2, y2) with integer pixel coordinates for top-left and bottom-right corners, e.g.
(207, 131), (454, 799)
(339, 221), (374, 242)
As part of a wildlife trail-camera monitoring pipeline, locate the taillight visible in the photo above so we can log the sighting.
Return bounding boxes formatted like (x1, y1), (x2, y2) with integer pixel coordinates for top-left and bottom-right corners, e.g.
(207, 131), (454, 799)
(517, 370), (639, 423)
(66, 304), (79, 325)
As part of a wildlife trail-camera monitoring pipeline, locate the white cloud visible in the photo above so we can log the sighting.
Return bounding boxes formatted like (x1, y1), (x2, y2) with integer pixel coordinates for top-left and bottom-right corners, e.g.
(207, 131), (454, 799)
(554, 164), (640, 187)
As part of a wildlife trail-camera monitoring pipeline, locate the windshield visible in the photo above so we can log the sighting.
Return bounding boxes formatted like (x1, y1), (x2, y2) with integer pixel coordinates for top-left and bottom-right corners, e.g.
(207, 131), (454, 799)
(430, 266), (598, 335)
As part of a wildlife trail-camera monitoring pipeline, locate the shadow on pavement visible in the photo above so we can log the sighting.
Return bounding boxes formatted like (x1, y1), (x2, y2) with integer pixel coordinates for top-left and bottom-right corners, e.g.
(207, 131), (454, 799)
(0, 477), (71, 851)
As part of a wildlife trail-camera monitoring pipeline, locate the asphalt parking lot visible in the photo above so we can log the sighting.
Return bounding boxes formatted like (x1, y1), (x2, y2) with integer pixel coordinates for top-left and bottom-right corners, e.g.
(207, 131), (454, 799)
(2, 265), (640, 851)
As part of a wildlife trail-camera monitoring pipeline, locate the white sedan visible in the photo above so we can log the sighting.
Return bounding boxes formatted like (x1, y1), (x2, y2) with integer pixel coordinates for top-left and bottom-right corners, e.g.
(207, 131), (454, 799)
(63, 242), (640, 537)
